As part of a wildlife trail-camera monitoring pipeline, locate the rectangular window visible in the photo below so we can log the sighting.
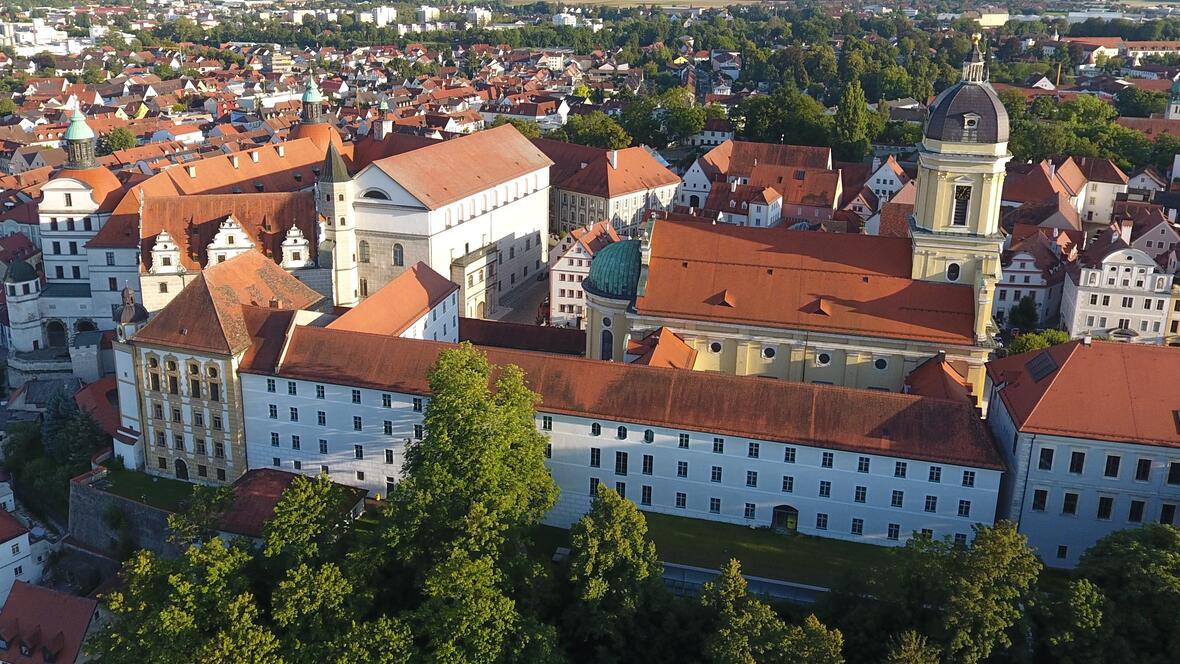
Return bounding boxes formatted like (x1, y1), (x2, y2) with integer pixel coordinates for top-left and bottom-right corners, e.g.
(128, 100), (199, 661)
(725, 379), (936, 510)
(816, 513), (828, 530)
(857, 456), (870, 473)
(589, 477), (600, 494)
(1168, 462), (1180, 484)
(641, 485), (652, 506)
(822, 452), (833, 468)
(1104, 455), (1121, 478)
(1097, 496), (1113, 520)
(214, 442), (225, 458)
(545, 443), (552, 459)
(854, 485), (866, 503)
(615, 451), (628, 476)
(267, 378), (275, 393)
(675, 492), (686, 509)
(678, 433), (689, 449)
(1032, 489), (1047, 511)
(353, 416), (362, 431)
(316, 385), (325, 399)
(781, 475), (794, 493)
(271, 432), (279, 447)
(784, 446), (796, 463)
(615, 482), (626, 499)
(287, 381), (297, 396)
(382, 393), (392, 408)
(384, 420), (393, 435)
(289, 407), (298, 422)
(851, 518), (864, 535)
(319, 439), (328, 454)
(1062, 492), (1079, 515)
(642, 454), (653, 475)
(354, 444), (363, 460)
(318, 411), (326, 426)
(712, 437), (724, 454)
(962, 471), (975, 487)
(385, 449), (394, 464)
(351, 389), (361, 404)
(958, 500), (971, 517)
(746, 470), (758, 488)
(887, 523), (900, 541)
(928, 466), (942, 483)
(1136, 458), (1152, 481)
(924, 495), (938, 513)
(413, 397), (423, 412)
(709, 498), (721, 514)
(894, 461), (907, 478)
(414, 425), (423, 440)
(951, 185), (971, 225)
(541, 415), (552, 431)
(818, 480), (831, 497)
(1070, 451), (1086, 474)
(1038, 448), (1054, 470)
(748, 442), (759, 458)
(268, 404), (277, 419)
(590, 448), (601, 468)
(744, 503), (756, 519)
(891, 490), (904, 507)
(291, 435), (300, 450)
(677, 461), (688, 478)
(711, 466), (722, 483)
(1129, 500), (1145, 523)
(1162, 503), (1176, 525)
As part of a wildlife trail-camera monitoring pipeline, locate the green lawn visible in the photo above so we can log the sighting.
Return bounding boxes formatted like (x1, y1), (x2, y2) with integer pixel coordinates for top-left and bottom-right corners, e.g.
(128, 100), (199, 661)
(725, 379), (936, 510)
(532, 513), (894, 589)
(99, 469), (195, 512)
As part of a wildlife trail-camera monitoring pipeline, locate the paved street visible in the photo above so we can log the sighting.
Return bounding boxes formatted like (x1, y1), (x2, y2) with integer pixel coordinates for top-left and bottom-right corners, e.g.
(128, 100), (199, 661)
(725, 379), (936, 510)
(492, 272), (549, 324)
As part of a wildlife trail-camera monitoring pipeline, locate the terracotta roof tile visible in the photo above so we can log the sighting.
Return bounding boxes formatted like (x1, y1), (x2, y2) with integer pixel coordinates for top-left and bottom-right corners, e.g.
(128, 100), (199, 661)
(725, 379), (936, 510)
(217, 468), (365, 538)
(988, 340), (1180, 447)
(249, 330), (1002, 470)
(626, 327), (698, 369)
(532, 138), (679, 199)
(0, 582), (96, 664)
(906, 355), (973, 403)
(328, 262), (457, 336)
(636, 220), (978, 346)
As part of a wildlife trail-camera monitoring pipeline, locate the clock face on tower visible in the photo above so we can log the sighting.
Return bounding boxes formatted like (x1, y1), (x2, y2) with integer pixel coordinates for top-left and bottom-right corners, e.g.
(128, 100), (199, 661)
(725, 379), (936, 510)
(955, 186), (972, 201)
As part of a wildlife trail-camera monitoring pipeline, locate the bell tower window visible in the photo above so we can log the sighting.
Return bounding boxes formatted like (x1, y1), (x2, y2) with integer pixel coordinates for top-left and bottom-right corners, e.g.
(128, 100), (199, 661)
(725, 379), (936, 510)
(952, 186), (971, 226)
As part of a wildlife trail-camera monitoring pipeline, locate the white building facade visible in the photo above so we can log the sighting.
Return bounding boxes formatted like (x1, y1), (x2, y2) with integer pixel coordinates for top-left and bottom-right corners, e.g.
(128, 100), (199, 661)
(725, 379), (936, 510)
(1060, 237), (1171, 343)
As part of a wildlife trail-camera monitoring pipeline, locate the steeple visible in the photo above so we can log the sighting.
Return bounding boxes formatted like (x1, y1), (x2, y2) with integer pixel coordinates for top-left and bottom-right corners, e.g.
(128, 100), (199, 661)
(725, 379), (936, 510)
(63, 108), (97, 170)
(301, 76), (324, 124)
(962, 34), (986, 84)
(322, 141), (349, 183)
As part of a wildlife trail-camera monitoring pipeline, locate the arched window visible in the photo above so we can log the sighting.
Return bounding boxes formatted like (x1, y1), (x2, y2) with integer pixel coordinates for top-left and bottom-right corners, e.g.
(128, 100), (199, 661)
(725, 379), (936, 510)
(591, 422), (601, 436)
(617, 426), (627, 439)
(644, 429), (654, 443)
(946, 262), (961, 282)
(362, 190), (390, 200)
(358, 241), (371, 263)
(392, 243), (404, 267)
(600, 329), (613, 361)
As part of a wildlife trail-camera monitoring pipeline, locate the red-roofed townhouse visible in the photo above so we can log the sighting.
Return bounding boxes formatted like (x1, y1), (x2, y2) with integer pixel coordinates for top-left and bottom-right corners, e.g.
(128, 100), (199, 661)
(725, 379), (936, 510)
(548, 220), (620, 327)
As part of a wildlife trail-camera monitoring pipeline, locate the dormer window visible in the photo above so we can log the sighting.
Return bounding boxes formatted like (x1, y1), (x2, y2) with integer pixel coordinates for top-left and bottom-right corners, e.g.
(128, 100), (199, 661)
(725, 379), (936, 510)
(961, 113), (980, 142)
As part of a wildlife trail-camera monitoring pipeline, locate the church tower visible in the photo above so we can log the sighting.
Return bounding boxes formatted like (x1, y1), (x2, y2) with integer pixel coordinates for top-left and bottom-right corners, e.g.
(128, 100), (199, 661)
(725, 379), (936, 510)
(319, 142), (360, 308)
(63, 108), (97, 170)
(911, 36), (1010, 344)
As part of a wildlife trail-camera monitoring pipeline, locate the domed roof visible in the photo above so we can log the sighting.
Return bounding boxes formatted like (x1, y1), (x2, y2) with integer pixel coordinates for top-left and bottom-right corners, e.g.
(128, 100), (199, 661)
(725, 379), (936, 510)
(1171, 77), (1180, 98)
(924, 38), (1009, 145)
(113, 285), (148, 325)
(584, 239), (641, 301)
(4, 257), (37, 283)
(64, 108), (94, 141)
(302, 77), (322, 104)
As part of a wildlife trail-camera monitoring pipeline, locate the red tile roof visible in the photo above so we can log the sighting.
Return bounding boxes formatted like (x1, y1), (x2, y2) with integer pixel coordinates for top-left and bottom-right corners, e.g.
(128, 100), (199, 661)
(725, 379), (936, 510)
(906, 355), (973, 403)
(244, 329), (1003, 470)
(369, 124), (552, 209)
(532, 138), (679, 199)
(217, 469), (365, 538)
(635, 220), (978, 346)
(0, 582), (96, 664)
(0, 510), (26, 543)
(328, 262), (457, 337)
(626, 327), (698, 369)
(132, 250), (323, 355)
(987, 340), (1180, 447)
(74, 375), (119, 437)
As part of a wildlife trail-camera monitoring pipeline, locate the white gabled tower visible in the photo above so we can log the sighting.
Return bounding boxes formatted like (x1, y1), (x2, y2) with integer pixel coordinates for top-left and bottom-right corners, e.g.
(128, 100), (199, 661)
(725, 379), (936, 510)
(319, 141), (359, 307)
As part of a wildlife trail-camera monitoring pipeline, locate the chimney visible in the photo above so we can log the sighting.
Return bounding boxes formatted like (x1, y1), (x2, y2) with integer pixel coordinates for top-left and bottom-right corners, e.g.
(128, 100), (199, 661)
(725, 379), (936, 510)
(608, 150), (618, 169)
(269, 298), (282, 309)
(250, 150), (260, 163)
(1082, 334), (1092, 346)
(730, 180), (737, 192)
(277, 144), (285, 157)
(230, 155), (238, 169)
(185, 165), (196, 178)
(871, 155), (881, 171)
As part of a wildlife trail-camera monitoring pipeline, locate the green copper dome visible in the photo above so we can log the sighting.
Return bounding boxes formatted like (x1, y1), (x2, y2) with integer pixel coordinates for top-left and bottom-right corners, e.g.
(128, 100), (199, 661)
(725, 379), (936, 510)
(1172, 77), (1180, 99)
(302, 77), (323, 104)
(584, 239), (641, 302)
(4, 257), (37, 283)
(64, 108), (94, 141)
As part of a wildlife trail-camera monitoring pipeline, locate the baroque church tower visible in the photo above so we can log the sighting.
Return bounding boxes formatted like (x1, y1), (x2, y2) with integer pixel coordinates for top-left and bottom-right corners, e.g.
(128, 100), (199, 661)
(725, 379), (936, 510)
(911, 36), (1010, 344)
(319, 141), (360, 308)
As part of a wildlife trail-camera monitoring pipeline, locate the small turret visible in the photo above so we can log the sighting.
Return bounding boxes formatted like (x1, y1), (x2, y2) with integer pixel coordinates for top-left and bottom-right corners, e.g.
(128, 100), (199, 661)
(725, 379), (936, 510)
(63, 108), (97, 170)
(113, 284), (148, 342)
(301, 76), (324, 124)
